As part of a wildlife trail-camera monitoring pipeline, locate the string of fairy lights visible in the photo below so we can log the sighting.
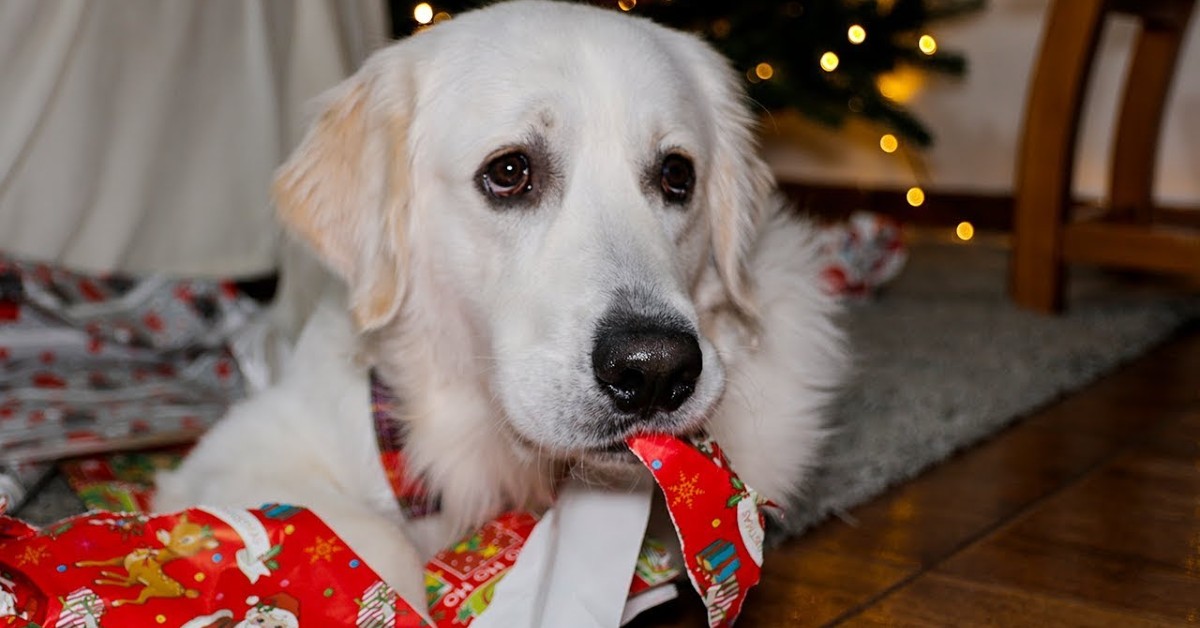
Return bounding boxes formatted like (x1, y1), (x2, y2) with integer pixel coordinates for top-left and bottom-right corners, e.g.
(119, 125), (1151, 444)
(408, 1), (976, 242)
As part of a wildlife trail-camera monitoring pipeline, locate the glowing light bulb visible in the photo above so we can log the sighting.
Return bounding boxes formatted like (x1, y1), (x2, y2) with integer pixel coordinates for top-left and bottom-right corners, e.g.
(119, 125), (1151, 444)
(413, 3), (433, 24)
(848, 25), (867, 44)
(956, 221), (975, 241)
(618, 0), (636, 11)
(919, 34), (938, 55)
(880, 134), (899, 153)
(755, 62), (774, 80)
(877, 66), (925, 104)
(906, 187), (925, 207)
(820, 52), (840, 72)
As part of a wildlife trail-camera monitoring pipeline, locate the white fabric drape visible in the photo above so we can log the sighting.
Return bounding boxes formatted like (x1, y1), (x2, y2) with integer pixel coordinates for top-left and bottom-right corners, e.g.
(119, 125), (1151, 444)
(0, 0), (386, 277)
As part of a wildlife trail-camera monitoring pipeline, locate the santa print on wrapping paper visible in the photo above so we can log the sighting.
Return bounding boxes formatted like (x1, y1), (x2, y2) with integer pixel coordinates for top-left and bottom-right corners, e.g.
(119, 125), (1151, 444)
(0, 572), (24, 618)
(72, 514), (218, 606)
(179, 592), (300, 628)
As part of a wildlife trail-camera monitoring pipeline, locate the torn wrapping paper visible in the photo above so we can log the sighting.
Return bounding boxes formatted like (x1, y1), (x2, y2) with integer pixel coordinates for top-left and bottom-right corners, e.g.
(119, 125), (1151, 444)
(818, 211), (907, 298)
(432, 434), (771, 628)
(0, 254), (260, 464)
(627, 434), (773, 628)
(0, 505), (428, 627)
(1, 432), (770, 627)
(424, 511), (541, 626)
(59, 447), (190, 513)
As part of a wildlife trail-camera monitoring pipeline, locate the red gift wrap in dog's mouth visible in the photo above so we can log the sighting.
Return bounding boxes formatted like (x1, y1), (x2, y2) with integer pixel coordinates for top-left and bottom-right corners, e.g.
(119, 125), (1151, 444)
(625, 432), (774, 628)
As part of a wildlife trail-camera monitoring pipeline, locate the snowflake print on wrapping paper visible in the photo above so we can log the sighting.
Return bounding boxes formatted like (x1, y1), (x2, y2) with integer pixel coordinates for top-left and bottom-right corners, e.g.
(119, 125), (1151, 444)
(305, 536), (344, 563)
(17, 544), (49, 567)
(671, 472), (706, 509)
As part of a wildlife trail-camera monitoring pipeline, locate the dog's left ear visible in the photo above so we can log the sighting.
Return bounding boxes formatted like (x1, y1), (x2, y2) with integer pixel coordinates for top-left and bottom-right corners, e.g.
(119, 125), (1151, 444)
(691, 43), (775, 324)
(272, 51), (414, 331)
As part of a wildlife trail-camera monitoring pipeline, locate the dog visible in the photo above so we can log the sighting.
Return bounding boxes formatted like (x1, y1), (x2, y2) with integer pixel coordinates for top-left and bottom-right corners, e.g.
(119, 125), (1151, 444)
(154, 0), (846, 613)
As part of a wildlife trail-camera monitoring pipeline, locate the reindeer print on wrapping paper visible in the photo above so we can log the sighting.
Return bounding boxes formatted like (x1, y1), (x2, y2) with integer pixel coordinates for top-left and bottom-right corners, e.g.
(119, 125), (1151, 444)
(74, 515), (219, 606)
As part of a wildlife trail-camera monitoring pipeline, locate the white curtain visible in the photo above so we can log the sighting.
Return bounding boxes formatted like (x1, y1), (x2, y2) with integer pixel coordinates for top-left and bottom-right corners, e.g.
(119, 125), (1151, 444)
(0, 0), (387, 277)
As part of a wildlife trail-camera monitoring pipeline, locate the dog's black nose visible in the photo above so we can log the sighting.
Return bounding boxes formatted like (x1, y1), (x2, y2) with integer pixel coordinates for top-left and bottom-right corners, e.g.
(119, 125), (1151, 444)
(592, 322), (702, 415)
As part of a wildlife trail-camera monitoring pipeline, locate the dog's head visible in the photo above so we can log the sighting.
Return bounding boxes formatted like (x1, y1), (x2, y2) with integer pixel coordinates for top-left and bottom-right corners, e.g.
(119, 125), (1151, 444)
(274, 1), (773, 463)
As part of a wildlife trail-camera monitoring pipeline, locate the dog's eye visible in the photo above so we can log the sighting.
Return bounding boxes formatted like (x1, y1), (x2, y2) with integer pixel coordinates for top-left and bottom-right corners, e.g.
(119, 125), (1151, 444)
(660, 154), (694, 203)
(482, 152), (533, 199)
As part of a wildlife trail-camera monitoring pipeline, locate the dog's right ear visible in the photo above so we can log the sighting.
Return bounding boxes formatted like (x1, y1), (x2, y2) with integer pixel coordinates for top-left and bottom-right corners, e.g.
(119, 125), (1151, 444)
(272, 58), (412, 332)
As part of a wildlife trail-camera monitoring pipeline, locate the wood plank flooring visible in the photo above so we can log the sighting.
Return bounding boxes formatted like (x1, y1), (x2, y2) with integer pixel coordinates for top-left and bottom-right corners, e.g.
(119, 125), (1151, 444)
(635, 322), (1200, 627)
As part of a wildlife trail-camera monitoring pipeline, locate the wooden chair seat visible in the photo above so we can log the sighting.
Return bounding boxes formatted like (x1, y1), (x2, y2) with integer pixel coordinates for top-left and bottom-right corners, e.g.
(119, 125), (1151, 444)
(1010, 0), (1200, 313)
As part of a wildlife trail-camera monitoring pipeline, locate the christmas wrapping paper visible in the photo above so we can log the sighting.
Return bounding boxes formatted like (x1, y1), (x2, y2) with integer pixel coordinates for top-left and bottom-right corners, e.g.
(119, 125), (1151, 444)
(0, 506), (427, 627)
(59, 447), (189, 513)
(0, 432), (769, 627)
(0, 253), (260, 465)
(818, 210), (907, 298)
(425, 512), (541, 626)
(436, 434), (771, 628)
(627, 434), (772, 628)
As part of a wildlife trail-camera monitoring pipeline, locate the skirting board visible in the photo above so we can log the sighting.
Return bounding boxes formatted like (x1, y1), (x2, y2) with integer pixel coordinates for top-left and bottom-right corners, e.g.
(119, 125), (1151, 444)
(780, 181), (1200, 231)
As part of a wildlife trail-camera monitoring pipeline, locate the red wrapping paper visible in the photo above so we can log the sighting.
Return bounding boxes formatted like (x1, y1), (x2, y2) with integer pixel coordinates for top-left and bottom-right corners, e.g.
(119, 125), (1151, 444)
(627, 434), (773, 628)
(424, 512), (539, 626)
(0, 506), (428, 627)
(3, 433), (769, 626)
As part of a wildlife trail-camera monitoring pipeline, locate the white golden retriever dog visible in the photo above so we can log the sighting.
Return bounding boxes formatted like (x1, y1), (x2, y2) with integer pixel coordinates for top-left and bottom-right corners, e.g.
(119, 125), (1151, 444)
(155, 0), (844, 611)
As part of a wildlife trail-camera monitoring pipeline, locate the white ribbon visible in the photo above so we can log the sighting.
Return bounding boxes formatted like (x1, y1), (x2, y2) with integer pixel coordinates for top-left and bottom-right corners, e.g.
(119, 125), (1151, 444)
(473, 477), (654, 628)
(198, 506), (273, 583)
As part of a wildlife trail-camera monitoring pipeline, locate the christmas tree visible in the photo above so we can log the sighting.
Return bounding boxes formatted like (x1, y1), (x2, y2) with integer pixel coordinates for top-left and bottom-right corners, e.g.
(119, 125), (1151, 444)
(389, 0), (985, 148)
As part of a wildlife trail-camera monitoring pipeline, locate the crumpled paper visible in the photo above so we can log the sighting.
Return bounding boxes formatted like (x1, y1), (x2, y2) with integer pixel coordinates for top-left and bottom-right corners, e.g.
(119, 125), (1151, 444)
(819, 211), (907, 299)
(2, 433), (772, 627)
(428, 433), (773, 628)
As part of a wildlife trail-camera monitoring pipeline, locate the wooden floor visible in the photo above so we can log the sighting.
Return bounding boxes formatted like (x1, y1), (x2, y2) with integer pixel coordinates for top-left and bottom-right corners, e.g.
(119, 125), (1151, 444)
(638, 322), (1200, 627)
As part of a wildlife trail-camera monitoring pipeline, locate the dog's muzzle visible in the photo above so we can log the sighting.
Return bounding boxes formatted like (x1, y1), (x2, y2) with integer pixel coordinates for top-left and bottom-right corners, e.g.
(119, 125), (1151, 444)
(591, 316), (702, 417)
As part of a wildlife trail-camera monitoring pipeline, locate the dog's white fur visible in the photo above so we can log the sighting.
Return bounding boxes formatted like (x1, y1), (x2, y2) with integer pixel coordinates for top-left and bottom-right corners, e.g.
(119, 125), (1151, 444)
(155, 0), (845, 612)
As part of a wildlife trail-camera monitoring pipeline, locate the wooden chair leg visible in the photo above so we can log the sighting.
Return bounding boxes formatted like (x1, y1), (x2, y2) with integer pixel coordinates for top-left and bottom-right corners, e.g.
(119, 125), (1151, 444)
(1108, 0), (1195, 223)
(1010, 0), (1107, 313)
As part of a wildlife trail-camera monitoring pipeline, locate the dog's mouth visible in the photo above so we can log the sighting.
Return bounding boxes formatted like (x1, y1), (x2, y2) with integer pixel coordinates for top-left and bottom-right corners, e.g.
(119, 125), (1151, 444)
(504, 425), (644, 467)
(583, 441), (640, 465)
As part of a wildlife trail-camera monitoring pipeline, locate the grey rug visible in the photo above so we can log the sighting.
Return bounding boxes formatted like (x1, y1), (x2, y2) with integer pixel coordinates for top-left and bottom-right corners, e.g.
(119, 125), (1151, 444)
(15, 240), (1200, 532)
(785, 238), (1198, 533)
